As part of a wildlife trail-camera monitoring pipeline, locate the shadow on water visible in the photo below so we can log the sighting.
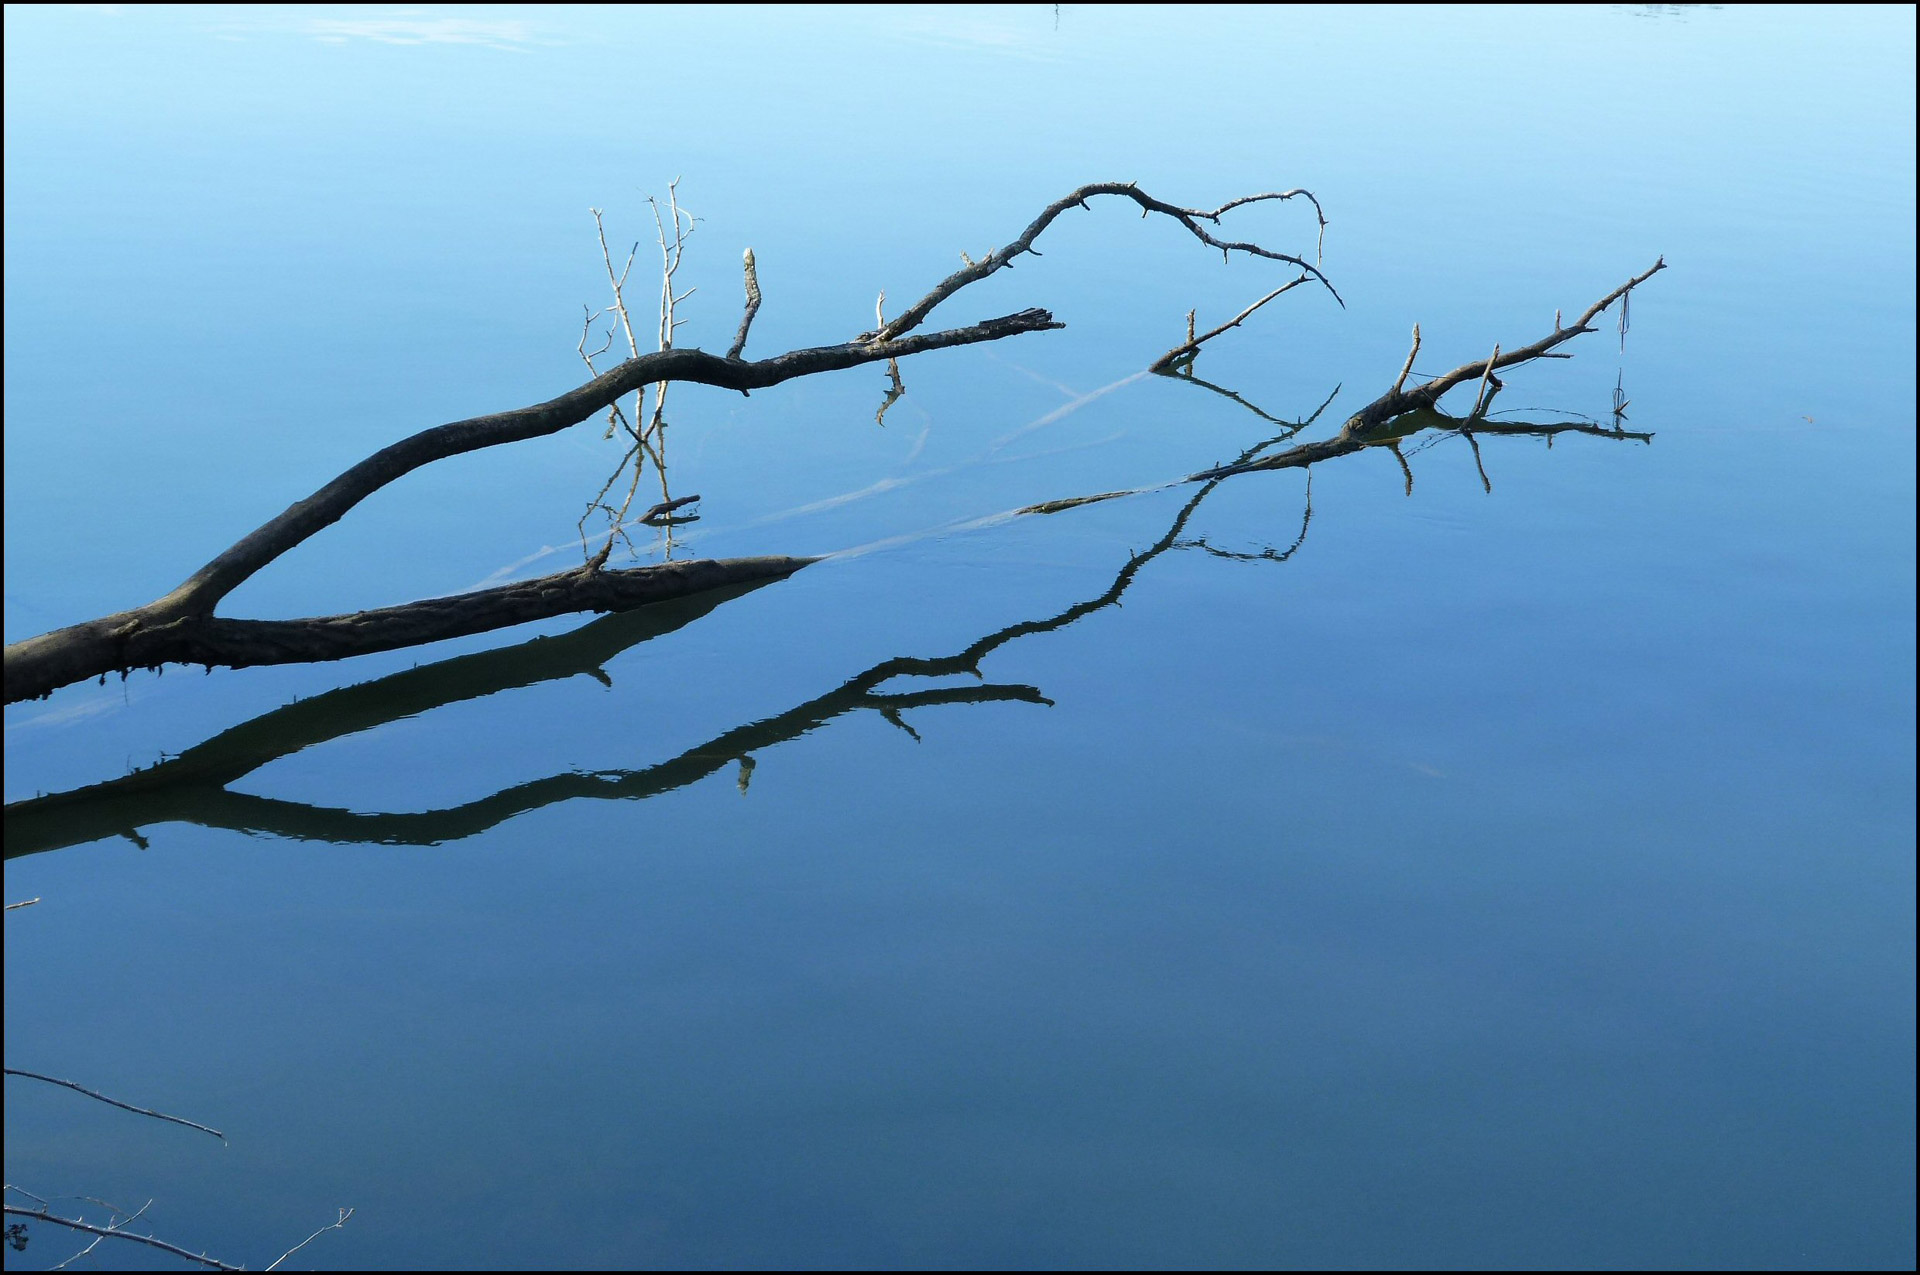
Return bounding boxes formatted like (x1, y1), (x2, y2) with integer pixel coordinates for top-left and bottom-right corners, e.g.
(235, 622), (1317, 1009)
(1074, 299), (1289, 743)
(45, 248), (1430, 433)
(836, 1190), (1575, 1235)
(3, 378), (1649, 859)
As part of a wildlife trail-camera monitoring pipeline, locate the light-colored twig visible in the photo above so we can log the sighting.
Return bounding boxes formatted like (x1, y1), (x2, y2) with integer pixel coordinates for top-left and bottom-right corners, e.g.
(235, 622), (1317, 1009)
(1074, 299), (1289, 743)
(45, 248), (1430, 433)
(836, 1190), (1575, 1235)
(727, 248), (761, 360)
(2, 1204), (243, 1272)
(5, 898), (40, 910)
(5, 1068), (224, 1141)
(645, 181), (698, 441)
(1392, 324), (1421, 396)
(48, 1198), (151, 1270)
(263, 1207), (355, 1272)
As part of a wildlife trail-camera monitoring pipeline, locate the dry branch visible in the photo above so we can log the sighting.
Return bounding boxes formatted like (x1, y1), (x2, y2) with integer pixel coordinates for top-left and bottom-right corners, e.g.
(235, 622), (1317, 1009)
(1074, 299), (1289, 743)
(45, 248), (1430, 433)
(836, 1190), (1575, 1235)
(6, 180), (1335, 706)
(728, 247), (762, 360)
(3, 310), (1057, 704)
(874, 181), (1338, 342)
(1191, 260), (1666, 482)
(1149, 275), (1313, 373)
(5, 1068), (224, 1141)
(3, 183), (1652, 716)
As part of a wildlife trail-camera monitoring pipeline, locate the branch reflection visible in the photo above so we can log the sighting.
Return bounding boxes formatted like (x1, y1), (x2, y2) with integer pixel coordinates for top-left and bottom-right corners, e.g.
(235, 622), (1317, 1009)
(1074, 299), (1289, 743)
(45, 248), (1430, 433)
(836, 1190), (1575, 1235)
(4, 385), (1646, 859)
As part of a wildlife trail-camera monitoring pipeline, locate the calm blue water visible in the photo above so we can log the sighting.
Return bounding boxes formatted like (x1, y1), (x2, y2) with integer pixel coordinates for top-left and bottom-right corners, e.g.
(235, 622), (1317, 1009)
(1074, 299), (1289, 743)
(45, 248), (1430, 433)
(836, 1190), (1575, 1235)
(5, 5), (1914, 1270)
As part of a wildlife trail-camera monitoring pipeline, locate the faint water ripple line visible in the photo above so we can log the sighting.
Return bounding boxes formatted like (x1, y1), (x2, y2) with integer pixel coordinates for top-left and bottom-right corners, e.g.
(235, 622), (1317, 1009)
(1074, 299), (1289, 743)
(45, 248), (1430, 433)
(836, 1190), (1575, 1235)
(463, 368), (1147, 591)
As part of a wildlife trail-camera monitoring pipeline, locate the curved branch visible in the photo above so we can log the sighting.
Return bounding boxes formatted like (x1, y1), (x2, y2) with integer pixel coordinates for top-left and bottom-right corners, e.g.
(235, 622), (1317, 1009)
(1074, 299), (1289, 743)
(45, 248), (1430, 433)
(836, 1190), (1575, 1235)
(155, 309), (1060, 621)
(877, 181), (1339, 342)
(1, 1206), (242, 1272)
(4, 310), (1056, 704)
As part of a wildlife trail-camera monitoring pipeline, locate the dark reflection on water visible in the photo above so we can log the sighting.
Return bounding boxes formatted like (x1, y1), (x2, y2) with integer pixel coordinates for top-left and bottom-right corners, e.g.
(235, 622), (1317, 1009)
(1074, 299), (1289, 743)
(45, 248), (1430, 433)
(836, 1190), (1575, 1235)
(5, 392), (1646, 858)
(5, 6), (1912, 1271)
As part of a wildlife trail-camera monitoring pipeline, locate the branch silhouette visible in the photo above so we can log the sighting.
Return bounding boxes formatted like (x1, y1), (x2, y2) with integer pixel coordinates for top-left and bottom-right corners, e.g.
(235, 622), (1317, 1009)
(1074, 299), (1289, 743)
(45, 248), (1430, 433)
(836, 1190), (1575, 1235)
(5, 360), (1649, 859)
(6, 181), (1334, 705)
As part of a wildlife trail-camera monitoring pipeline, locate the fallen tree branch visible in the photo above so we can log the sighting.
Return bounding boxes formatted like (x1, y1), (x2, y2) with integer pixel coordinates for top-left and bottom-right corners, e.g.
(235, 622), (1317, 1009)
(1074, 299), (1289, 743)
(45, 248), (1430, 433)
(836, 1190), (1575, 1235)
(1149, 275), (1313, 373)
(2, 306), (1056, 704)
(7, 554), (814, 704)
(1191, 260), (1665, 482)
(5, 182), (1335, 705)
(4, 332), (1650, 860)
(728, 247), (762, 360)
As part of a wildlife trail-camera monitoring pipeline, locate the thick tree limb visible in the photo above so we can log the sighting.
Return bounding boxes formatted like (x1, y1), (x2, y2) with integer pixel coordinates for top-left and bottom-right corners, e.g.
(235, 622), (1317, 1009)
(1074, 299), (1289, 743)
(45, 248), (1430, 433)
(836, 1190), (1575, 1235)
(5, 555), (812, 704)
(3, 312), (1053, 704)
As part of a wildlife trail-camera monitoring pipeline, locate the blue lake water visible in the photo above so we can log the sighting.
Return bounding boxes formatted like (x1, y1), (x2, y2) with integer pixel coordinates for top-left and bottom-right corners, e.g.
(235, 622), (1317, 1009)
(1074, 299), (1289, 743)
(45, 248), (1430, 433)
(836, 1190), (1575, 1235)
(4, 5), (1914, 1269)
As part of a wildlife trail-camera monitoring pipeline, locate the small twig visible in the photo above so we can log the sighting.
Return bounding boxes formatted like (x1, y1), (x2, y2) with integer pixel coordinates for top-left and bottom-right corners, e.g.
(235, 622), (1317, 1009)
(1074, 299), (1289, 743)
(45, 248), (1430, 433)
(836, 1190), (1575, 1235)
(646, 180), (697, 439)
(1341, 259), (1666, 439)
(2, 1205), (243, 1272)
(1391, 324), (1421, 397)
(5, 898), (41, 910)
(263, 1207), (355, 1272)
(727, 248), (761, 360)
(1467, 344), (1501, 420)
(48, 1198), (151, 1270)
(1149, 275), (1310, 373)
(5, 1068), (225, 1142)
(640, 494), (701, 525)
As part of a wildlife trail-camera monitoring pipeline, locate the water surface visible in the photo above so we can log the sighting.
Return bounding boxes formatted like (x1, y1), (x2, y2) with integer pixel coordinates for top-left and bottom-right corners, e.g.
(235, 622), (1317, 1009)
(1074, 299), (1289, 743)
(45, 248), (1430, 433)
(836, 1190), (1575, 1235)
(4, 5), (1914, 1270)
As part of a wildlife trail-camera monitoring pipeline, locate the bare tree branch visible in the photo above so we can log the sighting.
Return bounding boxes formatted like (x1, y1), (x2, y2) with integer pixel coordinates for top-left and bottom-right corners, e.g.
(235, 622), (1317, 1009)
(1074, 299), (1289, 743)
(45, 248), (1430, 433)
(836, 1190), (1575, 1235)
(1193, 261), (1667, 482)
(3, 309), (1055, 704)
(5, 182), (1343, 705)
(263, 1207), (354, 1271)
(2, 1204), (244, 1272)
(47, 1198), (151, 1270)
(875, 181), (1339, 342)
(5, 1068), (225, 1141)
(1149, 275), (1312, 373)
